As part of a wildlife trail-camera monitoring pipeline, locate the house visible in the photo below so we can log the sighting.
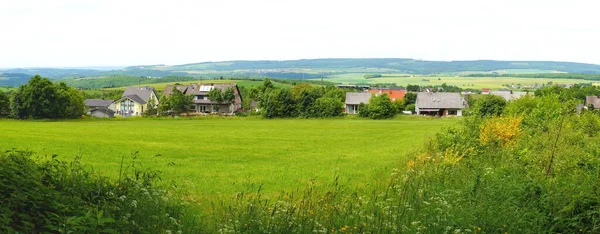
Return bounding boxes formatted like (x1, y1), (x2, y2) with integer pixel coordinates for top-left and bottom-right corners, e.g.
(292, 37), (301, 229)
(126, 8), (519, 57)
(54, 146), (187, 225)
(163, 83), (243, 114)
(585, 96), (600, 109)
(489, 90), (528, 101)
(368, 88), (406, 101)
(481, 88), (491, 94)
(113, 86), (159, 116)
(84, 99), (115, 118)
(345, 92), (371, 114)
(415, 92), (467, 116)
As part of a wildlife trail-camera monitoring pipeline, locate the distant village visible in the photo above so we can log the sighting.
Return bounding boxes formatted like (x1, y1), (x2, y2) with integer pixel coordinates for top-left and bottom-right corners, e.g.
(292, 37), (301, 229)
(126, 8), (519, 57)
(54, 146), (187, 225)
(84, 81), (599, 118)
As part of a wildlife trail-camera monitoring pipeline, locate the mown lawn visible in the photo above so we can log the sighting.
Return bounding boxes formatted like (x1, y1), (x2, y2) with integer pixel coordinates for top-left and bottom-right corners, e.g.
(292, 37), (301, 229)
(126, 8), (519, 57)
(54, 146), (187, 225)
(0, 117), (457, 197)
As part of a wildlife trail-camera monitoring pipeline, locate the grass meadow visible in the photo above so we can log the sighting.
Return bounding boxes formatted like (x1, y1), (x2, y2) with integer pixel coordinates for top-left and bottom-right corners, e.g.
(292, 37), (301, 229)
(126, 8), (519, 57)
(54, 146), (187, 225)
(0, 116), (457, 199)
(320, 74), (594, 89)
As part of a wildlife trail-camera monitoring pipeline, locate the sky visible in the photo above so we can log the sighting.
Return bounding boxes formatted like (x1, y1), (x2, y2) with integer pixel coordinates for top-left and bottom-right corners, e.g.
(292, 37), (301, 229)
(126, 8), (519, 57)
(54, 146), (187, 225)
(1, 0), (599, 68)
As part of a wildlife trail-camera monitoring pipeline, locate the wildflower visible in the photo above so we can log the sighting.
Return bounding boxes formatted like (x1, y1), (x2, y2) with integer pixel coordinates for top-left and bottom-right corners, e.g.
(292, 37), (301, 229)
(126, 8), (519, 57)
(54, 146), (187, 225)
(131, 200), (138, 208)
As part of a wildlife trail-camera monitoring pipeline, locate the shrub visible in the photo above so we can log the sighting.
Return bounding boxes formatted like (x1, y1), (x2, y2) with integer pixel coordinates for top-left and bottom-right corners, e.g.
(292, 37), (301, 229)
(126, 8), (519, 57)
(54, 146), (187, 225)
(0, 150), (202, 233)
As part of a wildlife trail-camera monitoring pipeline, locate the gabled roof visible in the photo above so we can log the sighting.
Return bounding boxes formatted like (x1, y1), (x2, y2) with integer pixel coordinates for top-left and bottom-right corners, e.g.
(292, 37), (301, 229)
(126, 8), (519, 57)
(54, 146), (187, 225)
(85, 99), (114, 107)
(345, 92), (372, 105)
(369, 89), (406, 101)
(114, 94), (147, 105)
(586, 96), (600, 108)
(164, 85), (189, 96)
(416, 92), (465, 109)
(123, 86), (157, 103)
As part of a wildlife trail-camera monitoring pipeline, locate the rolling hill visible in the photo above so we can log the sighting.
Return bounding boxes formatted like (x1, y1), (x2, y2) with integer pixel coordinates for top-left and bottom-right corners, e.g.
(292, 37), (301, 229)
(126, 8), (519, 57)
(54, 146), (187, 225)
(3, 58), (600, 87)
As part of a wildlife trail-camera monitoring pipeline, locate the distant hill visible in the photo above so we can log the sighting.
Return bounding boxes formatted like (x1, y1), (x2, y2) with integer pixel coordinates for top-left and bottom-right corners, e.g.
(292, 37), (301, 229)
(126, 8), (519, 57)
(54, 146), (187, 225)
(3, 58), (600, 86)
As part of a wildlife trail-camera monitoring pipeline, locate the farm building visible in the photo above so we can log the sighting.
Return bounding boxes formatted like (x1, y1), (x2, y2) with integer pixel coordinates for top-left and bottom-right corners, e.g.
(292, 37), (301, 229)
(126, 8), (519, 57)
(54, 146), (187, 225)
(415, 92), (467, 116)
(345, 92), (371, 114)
(163, 83), (243, 114)
(368, 88), (406, 101)
(84, 99), (115, 118)
(113, 86), (159, 116)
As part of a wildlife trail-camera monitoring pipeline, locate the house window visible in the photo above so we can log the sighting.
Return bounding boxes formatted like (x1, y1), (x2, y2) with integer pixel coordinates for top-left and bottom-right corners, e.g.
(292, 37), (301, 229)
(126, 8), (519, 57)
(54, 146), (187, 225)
(352, 105), (358, 114)
(448, 110), (458, 115)
(200, 105), (207, 112)
(203, 96), (208, 100)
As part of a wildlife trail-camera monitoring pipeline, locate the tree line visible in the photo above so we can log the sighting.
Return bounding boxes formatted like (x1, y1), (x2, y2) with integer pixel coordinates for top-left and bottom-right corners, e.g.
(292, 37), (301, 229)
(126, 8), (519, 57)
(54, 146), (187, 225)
(0, 75), (84, 119)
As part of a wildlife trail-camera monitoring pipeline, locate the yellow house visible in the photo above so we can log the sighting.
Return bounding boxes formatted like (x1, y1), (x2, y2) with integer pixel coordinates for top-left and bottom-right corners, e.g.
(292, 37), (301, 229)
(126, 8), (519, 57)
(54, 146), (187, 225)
(113, 86), (159, 116)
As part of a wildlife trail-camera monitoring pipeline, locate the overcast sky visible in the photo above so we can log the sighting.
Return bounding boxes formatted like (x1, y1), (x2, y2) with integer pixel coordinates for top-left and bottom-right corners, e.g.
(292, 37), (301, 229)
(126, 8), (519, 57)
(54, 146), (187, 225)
(1, 0), (599, 68)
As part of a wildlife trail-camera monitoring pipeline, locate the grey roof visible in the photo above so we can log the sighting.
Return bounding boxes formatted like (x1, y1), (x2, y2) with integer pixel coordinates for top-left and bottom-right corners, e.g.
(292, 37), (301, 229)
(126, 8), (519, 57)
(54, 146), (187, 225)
(489, 91), (528, 101)
(586, 96), (600, 108)
(416, 92), (465, 109)
(345, 92), (372, 105)
(123, 86), (156, 103)
(164, 85), (189, 96)
(85, 99), (113, 107)
(124, 95), (146, 104)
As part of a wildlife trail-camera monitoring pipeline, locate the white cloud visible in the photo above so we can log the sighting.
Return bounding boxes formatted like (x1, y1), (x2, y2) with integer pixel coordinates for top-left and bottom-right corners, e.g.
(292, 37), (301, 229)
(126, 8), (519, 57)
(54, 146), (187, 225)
(0, 0), (599, 67)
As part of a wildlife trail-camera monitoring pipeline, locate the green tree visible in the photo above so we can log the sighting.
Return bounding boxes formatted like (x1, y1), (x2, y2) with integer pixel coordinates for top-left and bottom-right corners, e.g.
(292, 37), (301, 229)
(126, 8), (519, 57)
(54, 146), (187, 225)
(157, 95), (171, 116)
(208, 87), (224, 113)
(11, 75), (84, 119)
(360, 94), (396, 119)
(404, 92), (417, 105)
(222, 87), (236, 113)
(144, 98), (158, 116)
(472, 94), (507, 118)
(310, 96), (343, 117)
(405, 104), (416, 114)
(0, 91), (9, 117)
(261, 88), (296, 118)
(169, 87), (193, 115)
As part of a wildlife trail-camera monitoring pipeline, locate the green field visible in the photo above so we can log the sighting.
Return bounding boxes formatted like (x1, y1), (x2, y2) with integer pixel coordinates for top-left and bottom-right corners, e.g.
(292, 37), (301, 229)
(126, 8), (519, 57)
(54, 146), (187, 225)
(319, 74), (594, 89)
(0, 117), (456, 198)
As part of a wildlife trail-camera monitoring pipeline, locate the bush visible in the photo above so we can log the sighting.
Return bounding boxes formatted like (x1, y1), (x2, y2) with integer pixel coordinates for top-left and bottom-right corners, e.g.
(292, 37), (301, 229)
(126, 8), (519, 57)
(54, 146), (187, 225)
(0, 150), (202, 233)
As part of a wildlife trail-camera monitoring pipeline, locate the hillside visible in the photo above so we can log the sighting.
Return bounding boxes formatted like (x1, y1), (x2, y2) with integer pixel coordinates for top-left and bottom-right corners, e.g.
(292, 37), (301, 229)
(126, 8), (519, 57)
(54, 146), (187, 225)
(3, 58), (600, 87)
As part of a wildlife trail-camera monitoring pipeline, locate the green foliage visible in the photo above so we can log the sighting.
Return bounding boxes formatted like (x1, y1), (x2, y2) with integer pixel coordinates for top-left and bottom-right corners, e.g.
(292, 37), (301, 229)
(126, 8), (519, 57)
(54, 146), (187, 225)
(405, 103), (416, 113)
(10, 75), (84, 119)
(391, 99), (405, 113)
(358, 94), (396, 119)
(0, 91), (10, 117)
(169, 88), (193, 115)
(403, 92), (417, 105)
(471, 94), (507, 117)
(0, 150), (202, 233)
(260, 88), (296, 118)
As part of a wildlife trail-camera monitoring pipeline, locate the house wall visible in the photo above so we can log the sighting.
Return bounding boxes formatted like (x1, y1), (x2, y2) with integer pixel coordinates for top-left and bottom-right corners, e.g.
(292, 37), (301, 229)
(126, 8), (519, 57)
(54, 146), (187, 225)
(114, 100), (144, 116)
(345, 104), (359, 114)
(90, 110), (114, 118)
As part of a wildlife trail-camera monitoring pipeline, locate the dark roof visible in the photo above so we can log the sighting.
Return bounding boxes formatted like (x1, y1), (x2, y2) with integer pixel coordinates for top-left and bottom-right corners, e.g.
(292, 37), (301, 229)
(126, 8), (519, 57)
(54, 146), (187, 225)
(123, 86), (156, 103)
(345, 92), (372, 105)
(85, 99), (114, 107)
(114, 94), (147, 104)
(416, 92), (465, 109)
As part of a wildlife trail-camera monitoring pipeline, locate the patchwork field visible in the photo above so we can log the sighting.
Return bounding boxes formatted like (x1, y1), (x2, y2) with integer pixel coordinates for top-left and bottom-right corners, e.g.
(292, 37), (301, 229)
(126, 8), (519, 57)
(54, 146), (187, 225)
(319, 74), (594, 89)
(0, 117), (457, 198)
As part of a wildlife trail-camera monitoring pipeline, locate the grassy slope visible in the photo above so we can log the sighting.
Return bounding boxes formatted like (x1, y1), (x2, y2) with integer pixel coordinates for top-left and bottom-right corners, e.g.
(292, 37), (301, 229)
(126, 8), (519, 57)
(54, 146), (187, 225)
(0, 117), (456, 198)
(320, 74), (594, 89)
